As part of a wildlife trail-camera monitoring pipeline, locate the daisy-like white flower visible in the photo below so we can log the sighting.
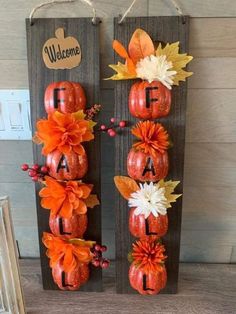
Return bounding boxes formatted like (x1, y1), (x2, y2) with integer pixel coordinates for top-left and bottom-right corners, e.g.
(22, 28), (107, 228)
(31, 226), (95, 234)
(136, 55), (177, 89)
(128, 182), (168, 219)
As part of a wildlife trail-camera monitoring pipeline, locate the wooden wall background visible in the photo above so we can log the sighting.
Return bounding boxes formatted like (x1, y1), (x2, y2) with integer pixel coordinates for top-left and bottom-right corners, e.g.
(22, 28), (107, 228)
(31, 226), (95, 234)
(0, 0), (236, 263)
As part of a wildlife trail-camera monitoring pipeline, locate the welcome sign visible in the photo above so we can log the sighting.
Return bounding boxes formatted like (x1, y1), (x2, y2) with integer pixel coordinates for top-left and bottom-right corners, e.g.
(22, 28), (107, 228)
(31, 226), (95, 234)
(42, 28), (81, 70)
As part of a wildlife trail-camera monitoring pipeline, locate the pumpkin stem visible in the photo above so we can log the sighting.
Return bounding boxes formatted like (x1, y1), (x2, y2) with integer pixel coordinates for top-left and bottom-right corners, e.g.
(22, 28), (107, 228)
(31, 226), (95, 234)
(55, 28), (64, 40)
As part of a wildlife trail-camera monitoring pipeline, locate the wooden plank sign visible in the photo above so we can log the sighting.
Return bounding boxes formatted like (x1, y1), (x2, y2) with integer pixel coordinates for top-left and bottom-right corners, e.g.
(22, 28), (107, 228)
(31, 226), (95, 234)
(26, 18), (102, 291)
(113, 16), (190, 294)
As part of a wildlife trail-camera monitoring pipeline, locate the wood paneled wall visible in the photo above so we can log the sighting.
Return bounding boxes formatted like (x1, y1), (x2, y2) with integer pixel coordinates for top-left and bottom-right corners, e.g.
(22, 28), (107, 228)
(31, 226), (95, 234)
(0, 0), (236, 262)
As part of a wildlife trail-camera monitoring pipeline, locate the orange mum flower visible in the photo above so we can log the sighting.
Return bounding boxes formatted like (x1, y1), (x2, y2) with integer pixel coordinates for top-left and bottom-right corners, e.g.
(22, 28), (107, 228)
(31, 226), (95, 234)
(42, 232), (94, 272)
(132, 238), (167, 273)
(39, 176), (93, 218)
(132, 121), (169, 157)
(34, 110), (95, 156)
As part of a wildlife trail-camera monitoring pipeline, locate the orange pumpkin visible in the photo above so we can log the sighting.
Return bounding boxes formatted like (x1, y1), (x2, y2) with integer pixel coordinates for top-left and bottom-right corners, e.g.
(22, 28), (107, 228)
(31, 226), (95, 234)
(129, 263), (167, 295)
(44, 81), (86, 114)
(129, 207), (168, 238)
(129, 81), (171, 119)
(52, 260), (89, 291)
(127, 149), (168, 182)
(49, 213), (88, 239)
(46, 149), (88, 180)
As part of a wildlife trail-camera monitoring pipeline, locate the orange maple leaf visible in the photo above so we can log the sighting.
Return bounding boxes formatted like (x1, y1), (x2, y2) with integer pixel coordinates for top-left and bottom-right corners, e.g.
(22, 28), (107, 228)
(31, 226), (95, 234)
(114, 176), (139, 200)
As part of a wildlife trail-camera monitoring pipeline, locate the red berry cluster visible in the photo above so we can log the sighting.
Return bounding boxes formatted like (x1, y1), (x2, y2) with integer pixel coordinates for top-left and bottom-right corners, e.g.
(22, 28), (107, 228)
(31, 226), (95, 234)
(91, 244), (110, 269)
(100, 118), (127, 137)
(85, 104), (101, 120)
(21, 163), (48, 182)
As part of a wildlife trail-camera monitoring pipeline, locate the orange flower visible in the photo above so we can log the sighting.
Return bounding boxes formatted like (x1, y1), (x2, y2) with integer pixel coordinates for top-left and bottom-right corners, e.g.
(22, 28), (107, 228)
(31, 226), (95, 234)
(132, 238), (167, 273)
(34, 110), (95, 156)
(42, 232), (94, 272)
(39, 176), (93, 218)
(132, 120), (169, 156)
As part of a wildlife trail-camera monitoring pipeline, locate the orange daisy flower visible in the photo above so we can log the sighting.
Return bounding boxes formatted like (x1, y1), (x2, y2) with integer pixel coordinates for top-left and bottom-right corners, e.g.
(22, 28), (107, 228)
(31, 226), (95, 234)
(34, 110), (95, 156)
(132, 120), (169, 157)
(42, 232), (94, 272)
(39, 176), (93, 218)
(132, 238), (167, 273)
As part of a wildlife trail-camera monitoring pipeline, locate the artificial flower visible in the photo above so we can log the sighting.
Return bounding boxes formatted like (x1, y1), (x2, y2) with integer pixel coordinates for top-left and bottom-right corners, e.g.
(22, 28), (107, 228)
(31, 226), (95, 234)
(132, 120), (169, 157)
(136, 55), (177, 89)
(114, 176), (181, 219)
(42, 232), (94, 272)
(107, 28), (193, 88)
(39, 176), (93, 218)
(34, 110), (95, 156)
(131, 238), (167, 273)
(128, 182), (168, 218)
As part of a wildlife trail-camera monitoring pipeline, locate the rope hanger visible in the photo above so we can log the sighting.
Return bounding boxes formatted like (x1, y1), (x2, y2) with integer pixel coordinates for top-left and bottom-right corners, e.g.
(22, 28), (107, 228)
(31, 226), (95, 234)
(118, 0), (185, 24)
(29, 0), (99, 25)
(29, 0), (186, 26)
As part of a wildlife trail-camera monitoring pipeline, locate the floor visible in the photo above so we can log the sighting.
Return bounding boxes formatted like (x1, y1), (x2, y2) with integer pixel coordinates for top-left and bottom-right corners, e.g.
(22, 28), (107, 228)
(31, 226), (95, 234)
(20, 259), (236, 314)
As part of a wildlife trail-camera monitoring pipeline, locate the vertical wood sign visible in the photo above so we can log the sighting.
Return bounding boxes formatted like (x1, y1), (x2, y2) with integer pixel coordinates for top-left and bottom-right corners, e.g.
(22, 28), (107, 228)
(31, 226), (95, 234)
(26, 18), (102, 291)
(114, 16), (189, 294)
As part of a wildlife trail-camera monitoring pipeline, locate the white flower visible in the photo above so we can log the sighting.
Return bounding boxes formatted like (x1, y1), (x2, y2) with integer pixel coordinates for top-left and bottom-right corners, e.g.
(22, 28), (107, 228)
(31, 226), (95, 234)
(128, 182), (168, 219)
(136, 55), (177, 89)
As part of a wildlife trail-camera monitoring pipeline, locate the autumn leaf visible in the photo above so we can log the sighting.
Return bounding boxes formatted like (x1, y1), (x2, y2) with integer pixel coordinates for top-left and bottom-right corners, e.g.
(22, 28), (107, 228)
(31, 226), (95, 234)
(156, 42), (193, 85)
(128, 28), (154, 64)
(106, 62), (137, 80)
(72, 110), (86, 120)
(32, 134), (42, 144)
(114, 176), (139, 200)
(157, 179), (181, 208)
(68, 238), (96, 247)
(113, 40), (129, 59)
(84, 194), (100, 208)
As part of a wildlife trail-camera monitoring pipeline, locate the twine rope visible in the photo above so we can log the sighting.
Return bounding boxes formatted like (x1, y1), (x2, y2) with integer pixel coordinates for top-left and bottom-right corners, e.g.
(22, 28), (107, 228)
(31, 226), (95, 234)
(118, 0), (185, 24)
(29, 0), (97, 25)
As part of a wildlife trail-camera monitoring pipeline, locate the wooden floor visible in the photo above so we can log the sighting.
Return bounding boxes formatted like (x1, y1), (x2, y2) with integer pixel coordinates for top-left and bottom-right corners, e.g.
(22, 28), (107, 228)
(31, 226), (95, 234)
(20, 260), (236, 314)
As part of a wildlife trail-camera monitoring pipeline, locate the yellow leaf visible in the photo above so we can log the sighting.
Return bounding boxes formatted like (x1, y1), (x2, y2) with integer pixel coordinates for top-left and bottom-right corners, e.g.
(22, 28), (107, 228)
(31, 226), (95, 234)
(68, 238), (96, 247)
(73, 110), (86, 120)
(114, 176), (139, 200)
(173, 69), (193, 85)
(84, 194), (100, 208)
(32, 134), (42, 144)
(105, 63), (137, 80)
(156, 42), (193, 85)
(88, 120), (97, 130)
(156, 180), (181, 208)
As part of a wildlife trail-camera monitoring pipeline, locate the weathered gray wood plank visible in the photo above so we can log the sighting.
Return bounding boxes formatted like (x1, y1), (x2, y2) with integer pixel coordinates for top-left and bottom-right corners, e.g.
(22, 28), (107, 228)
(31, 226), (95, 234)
(26, 18), (102, 291)
(188, 58), (236, 89)
(149, 0), (236, 17)
(185, 143), (236, 168)
(184, 167), (236, 187)
(189, 18), (236, 57)
(114, 16), (189, 294)
(180, 245), (233, 263)
(181, 230), (236, 246)
(186, 89), (236, 142)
